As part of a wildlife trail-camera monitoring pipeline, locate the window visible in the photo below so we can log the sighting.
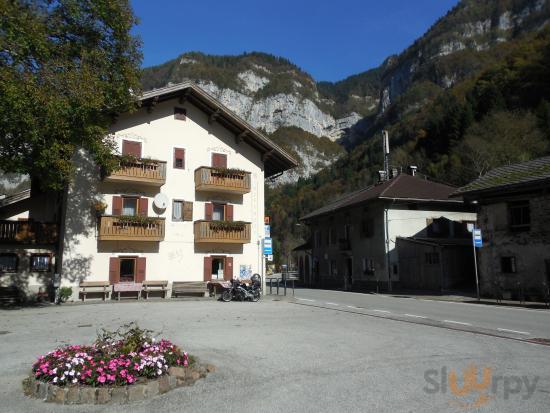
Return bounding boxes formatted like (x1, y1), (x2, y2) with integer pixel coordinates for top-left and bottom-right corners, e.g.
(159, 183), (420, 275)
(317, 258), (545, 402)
(120, 258), (136, 282)
(172, 200), (184, 221)
(330, 260), (337, 276)
(425, 252), (440, 265)
(314, 230), (320, 248)
(211, 153), (227, 168)
(501, 256), (517, 273)
(31, 254), (51, 272)
(173, 148), (185, 169)
(121, 140), (142, 157)
(122, 197), (138, 216)
(343, 224), (351, 241)
(509, 201), (530, 232)
(174, 107), (187, 121)
(361, 218), (374, 238)
(329, 228), (337, 245)
(0, 254), (18, 272)
(213, 204), (225, 221)
(362, 258), (375, 275)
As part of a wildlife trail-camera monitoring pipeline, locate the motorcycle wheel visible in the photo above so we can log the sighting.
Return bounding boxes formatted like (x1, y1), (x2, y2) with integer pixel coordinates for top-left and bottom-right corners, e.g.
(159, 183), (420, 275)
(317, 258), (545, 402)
(221, 290), (232, 302)
(252, 290), (261, 302)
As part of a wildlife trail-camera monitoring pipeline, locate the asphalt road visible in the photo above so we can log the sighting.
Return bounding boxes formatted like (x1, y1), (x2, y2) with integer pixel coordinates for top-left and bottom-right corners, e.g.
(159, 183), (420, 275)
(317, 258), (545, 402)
(292, 288), (550, 340)
(0, 293), (549, 413)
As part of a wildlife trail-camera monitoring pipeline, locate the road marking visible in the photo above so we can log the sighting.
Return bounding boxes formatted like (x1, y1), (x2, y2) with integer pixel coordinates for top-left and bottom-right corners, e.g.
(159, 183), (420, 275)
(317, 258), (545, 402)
(373, 309), (391, 313)
(295, 298), (315, 302)
(497, 328), (531, 335)
(443, 320), (471, 326)
(346, 305), (361, 309)
(325, 302), (340, 306)
(403, 314), (427, 319)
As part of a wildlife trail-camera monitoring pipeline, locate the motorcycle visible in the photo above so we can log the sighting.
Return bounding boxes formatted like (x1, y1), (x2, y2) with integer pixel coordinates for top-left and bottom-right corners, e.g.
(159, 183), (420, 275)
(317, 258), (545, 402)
(221, 274), (261, 302)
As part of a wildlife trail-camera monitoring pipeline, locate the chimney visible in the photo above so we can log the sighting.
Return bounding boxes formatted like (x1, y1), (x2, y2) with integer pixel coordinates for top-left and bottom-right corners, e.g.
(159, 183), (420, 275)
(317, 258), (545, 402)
(408, 165), (418, 176)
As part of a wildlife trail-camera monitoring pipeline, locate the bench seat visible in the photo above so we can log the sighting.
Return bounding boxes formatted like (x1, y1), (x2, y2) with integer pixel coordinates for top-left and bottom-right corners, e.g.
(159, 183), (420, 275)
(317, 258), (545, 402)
(142, 280), (168, 299)
(79, 281), (111, 301)
(172, 281), (208, 297)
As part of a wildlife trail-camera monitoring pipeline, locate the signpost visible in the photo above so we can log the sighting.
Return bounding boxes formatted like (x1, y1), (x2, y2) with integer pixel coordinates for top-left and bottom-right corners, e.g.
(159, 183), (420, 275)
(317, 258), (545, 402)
(471, 227), (483, 301)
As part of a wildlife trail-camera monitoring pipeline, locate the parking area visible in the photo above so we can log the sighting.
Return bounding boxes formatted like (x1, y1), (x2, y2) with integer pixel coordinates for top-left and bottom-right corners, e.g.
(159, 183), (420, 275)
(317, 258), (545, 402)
(1, 296), (549, 412)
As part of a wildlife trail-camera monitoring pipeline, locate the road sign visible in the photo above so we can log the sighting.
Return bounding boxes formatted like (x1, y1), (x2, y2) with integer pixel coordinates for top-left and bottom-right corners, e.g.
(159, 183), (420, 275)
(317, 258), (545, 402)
(264, 224), (271, 237)
(263, 237), (273, 255)
(473, 228), (482, 247)
(267, 254), (273, 262)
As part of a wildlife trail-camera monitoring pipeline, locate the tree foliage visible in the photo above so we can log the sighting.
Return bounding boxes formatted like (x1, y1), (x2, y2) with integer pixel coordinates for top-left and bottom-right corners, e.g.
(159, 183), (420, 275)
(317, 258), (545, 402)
(0, 0), (142, 190)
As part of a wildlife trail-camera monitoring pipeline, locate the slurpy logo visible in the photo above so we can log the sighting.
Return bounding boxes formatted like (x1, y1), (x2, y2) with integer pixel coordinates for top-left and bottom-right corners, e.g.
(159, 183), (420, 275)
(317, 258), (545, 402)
(424, 364), (539, 409)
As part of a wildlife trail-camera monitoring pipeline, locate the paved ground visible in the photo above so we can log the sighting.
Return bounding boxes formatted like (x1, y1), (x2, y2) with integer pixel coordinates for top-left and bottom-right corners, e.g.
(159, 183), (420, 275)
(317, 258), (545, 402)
(0, 292), (549, 413)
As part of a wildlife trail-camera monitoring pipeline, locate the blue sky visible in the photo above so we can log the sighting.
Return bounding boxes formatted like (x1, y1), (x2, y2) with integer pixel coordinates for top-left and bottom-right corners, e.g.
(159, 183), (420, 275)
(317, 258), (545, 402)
(131, 0), (460, 82)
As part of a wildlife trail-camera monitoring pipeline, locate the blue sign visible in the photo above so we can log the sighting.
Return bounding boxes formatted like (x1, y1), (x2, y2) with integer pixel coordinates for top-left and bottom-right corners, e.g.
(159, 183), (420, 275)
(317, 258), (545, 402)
(263, 237), (273, 255)
(473, 228), (482, 247)
(264, 224), (271, 237)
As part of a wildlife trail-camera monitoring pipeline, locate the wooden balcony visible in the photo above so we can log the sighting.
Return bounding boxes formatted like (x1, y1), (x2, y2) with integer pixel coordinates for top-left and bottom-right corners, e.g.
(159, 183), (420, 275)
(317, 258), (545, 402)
(104, 158), (166, 186)
(98, 216), (165, 242)
(194, 220), (251, 244)
(194, 167), (251, 194)
(0, 220), (58, 245)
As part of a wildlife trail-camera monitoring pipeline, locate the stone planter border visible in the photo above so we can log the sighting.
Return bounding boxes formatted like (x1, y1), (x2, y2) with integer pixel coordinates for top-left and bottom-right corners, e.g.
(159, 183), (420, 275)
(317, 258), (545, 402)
(23, 363), (215, 405)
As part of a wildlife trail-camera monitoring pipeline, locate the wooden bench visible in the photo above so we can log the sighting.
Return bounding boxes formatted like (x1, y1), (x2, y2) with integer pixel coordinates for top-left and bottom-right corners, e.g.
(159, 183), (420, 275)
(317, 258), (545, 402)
(113, 282), (142, 300)
(142, 280), (168, 299)
(79, 281), (111, 302)
(172, 281), (208, 298)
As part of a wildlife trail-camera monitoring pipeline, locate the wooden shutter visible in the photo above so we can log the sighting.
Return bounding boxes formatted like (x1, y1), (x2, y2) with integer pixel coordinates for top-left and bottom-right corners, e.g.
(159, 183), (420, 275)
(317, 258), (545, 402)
(122, 140), (142, 158)
(112, 196), (122, 216)
(205, 203), (213, 221)
(225, 257), (233, 281)
(226, 204), (234, 222)
(173, 148), (185, 169)
(203, 257), (212, 281)
(109, 257), (120, 284)
(183, 201), (193, 221)
(136, 257), (146, 283)
(138, 197), (148, 217)
(211, 153), (227, 168)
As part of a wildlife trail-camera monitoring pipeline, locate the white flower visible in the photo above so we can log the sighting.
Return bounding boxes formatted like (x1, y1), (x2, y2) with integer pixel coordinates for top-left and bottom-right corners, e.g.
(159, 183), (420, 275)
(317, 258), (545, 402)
(72, 378), (78, 384)
(69, 370), (75, 376)
(53, 377), (58, 384)
(157, 369), (162, 375)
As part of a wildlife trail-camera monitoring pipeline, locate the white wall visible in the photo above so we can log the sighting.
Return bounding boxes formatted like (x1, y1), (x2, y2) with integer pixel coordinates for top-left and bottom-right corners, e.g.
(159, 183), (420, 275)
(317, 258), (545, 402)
(60, 98), (266, 295)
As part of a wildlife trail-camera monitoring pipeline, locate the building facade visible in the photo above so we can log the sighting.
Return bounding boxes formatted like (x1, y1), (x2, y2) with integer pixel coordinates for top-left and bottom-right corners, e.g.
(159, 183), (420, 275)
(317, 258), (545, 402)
(0, 83), (296, 300)
(301, 173), (476, 291)
(454, 157), (550, 301)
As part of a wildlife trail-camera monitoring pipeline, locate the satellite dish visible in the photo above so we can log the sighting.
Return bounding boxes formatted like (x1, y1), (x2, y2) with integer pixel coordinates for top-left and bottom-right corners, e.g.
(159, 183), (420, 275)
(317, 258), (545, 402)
(153, 193), (168, 210)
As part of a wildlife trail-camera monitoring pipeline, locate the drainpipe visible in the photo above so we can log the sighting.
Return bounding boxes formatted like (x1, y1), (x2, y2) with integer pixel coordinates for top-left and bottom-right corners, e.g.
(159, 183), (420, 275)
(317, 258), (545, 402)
(384, 206), (392, 292)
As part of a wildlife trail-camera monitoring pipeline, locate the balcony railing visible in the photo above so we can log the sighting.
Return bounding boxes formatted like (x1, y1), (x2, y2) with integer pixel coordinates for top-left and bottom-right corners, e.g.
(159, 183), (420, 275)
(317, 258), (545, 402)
(194, 220), (251, 244)
(195, 167), (251, 194)
(98, 216), (165, 241)
(0, 220), (58, 244)
(104, 158), (167, 186)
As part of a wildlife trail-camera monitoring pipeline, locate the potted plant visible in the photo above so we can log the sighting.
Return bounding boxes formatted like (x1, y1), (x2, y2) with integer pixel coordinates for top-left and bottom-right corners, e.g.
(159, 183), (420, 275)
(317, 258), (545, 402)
(92, 200), (108, 217)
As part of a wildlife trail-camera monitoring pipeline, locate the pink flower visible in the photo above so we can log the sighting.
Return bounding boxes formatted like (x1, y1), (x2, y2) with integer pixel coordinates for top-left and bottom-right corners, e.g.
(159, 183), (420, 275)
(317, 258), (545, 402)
(98, 375), (106, 383)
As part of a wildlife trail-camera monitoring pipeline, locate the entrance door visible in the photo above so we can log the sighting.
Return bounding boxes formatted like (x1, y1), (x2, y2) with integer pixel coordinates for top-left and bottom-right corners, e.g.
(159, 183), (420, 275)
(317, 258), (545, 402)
(211, 257), (225, 280)
(120, 258), (136, 282)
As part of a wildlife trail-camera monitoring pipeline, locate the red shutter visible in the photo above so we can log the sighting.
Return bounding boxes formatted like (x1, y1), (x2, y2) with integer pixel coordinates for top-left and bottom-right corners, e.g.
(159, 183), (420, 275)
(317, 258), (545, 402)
(225, 257), (233, 281)
(136, 257), (146, 283)
(112, 196), (122, 216)
(109, 257), (120, 284)
(226, 204), (234, 222)
(174, 148), (185, 169)
(205, 203), (213, 221)
(211, 153), (227, 168)
(139, 197), (148, 217)
(122, 140), (142, 158)
(203, 257), (212, 281)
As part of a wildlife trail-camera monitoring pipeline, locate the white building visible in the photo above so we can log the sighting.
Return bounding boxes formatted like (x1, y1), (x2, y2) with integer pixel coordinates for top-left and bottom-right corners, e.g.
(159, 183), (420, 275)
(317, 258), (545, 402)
(0, 82), (296, 300)
(300, 172), (477, 292)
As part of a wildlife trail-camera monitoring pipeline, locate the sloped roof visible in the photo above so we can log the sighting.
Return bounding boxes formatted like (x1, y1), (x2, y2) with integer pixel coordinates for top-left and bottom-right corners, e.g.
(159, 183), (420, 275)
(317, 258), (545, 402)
(141, 82), (298, 177)
(453, 156), (550, 198)
(301, 174), (461, 220)
(0, 189), (31, 208)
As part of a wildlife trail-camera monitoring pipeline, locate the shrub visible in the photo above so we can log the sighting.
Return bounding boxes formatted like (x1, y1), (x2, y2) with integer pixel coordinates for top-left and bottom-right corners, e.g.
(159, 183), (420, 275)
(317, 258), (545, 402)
(58, 287), (73, 303)
(32, 323), (189, 387)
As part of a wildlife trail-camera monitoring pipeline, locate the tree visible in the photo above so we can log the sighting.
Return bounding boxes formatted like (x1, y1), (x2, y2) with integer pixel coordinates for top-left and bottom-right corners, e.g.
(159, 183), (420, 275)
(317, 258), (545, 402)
(0, 0), (142, 190)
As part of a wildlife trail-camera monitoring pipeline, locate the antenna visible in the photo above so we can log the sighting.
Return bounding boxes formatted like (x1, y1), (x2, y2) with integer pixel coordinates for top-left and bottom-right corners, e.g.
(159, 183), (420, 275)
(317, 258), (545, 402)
(382, 130), (390, 180)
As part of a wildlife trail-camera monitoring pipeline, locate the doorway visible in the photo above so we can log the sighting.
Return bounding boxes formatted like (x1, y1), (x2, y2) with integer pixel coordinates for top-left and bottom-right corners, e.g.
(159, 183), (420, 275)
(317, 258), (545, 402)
(211, 257), (225, 280)
(345, 257), (353, 291)
(120, 258), (136, 282)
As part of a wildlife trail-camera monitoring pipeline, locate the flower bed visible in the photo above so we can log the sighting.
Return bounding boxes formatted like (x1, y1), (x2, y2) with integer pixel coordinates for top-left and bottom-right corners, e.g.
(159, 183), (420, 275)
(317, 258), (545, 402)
(23, 323), (213, 404)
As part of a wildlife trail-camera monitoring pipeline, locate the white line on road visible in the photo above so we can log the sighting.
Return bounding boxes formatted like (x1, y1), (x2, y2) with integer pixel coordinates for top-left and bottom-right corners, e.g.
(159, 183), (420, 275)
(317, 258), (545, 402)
(497, 328), (531, 335)
(373, 309), (391, 313)
(325, 302), (340, 306)
(443, 320), (472, 326)
(403, 314), (427, 319)
(295, 298), (315, 302)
